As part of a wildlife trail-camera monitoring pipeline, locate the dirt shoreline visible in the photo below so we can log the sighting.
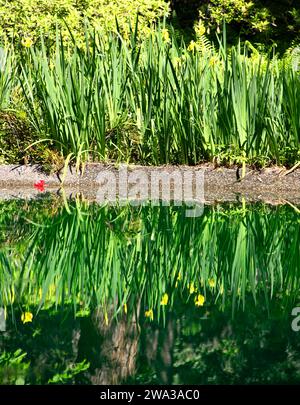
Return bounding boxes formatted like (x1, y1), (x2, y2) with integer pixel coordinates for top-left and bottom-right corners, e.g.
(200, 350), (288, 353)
(0, 163), (300, 205)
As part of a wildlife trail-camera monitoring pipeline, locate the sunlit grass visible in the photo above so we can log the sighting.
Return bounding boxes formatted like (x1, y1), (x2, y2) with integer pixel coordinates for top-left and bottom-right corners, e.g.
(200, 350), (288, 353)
(0, 21), (296, 166)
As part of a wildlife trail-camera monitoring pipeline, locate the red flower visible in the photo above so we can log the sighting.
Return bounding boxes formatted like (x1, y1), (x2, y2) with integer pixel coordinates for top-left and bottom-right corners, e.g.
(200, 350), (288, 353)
(34, 180), (45, 192)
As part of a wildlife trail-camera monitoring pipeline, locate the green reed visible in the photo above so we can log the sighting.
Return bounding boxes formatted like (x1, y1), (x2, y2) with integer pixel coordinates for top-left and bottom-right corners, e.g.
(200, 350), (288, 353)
(8, 21), (296, 166)
(0, 47), (15, 110)
(1, 200), (300, 322)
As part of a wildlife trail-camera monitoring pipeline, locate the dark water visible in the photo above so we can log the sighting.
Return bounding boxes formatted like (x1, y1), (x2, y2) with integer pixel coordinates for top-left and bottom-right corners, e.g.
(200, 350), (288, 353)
(0, 196), (300, 384)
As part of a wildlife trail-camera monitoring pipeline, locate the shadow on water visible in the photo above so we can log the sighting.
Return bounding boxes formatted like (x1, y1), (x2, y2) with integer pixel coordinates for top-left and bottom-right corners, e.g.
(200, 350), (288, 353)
(0, 196), (300, 384)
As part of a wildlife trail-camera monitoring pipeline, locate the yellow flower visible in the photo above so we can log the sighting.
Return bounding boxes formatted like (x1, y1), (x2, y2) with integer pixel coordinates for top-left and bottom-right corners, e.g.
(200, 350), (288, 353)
(104, 312), (109, 326)
(161, 28), (170, 43)
(195, 294), (205, 307)
(188, 282), (197, 294)
(187, 40), (197, 52)
(145, 309), (154, 320)
(21, 312), (33, 324)
(124, 303), (127, 314)
(160, 293), (169, 306)
(208, 278), (216, 288)
(21, 37), (33, 48)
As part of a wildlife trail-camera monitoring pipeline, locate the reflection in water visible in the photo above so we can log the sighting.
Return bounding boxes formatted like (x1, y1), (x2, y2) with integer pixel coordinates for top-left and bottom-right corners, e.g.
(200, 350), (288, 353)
(0, 197), (300, 384)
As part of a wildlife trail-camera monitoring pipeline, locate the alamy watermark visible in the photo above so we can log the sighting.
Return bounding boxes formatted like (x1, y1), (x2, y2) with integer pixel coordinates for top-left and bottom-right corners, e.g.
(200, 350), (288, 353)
(96, 165), (205, 217)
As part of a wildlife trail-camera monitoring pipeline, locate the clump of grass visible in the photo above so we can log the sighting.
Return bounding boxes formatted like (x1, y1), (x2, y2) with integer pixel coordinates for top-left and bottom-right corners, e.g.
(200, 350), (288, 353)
(0, 47), (15, 111)
(0, 111), (64, 171)
(1, 19), (300, 168)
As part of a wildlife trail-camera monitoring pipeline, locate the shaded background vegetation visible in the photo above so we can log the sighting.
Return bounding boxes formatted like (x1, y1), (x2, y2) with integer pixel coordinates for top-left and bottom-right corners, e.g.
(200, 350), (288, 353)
(0, 1), (299, 48)
(171, 0), (300, 50)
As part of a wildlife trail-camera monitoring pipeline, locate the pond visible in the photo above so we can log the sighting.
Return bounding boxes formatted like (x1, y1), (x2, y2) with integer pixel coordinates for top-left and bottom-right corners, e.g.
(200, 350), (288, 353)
(0, 195), (300, 384)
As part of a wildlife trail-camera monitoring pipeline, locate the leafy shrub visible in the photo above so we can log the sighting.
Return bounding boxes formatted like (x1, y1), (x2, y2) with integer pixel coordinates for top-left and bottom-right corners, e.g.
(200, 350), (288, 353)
(199, 0), (272, 35)
(0, 111), (64, 171)
(171, 0), (300, 47)
(0, 0), (170, 45)
(0, 349), (30, 385)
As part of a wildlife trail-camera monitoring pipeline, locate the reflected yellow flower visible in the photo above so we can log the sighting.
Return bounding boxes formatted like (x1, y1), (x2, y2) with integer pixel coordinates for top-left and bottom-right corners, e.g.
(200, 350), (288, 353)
(208, 278), (216, 288)
(160, 293), (169, 306)
(188, 282), (197, 294)
(104, 312), (109, 326)
(175, 272), (182, 288)
(195, 294), (205, 307)
(9, 287), (15, 304)
(145, 309), (154, 321)
(21, 312), (33, 324)
(21, 37), (33, 48)
(220, 284), (224, 295)
(48, 283), (56, 298)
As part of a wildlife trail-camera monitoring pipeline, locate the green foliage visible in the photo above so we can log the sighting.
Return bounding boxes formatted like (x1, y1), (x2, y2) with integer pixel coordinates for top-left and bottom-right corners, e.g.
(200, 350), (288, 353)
(0, 111), (64, 170)
(2, 200), (300, 384)
(3, 300), (300, 384)
(165, 305), (300, 384)
(48, 360), (90, 384)
(0, 0), (170, 46)
(0, 48), (15, 109)
(171, 0), (300, 48)
(1, 200), (300, 322)
(1, 21), (300, 167)
(199, 0), (272, 35)
(0, 349), (30, 384)
(17, 25), (300, 166)
(0, 307), (91, 384)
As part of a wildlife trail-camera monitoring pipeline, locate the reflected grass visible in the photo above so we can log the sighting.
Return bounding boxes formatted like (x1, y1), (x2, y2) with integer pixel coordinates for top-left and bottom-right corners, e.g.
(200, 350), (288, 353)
(0, 199), (299, 323)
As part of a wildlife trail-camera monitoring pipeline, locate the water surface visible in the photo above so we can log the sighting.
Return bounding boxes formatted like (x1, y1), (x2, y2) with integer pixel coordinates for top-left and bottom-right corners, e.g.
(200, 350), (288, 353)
(0, 196), (300, 384)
